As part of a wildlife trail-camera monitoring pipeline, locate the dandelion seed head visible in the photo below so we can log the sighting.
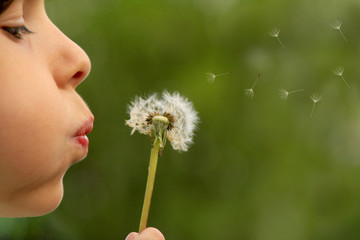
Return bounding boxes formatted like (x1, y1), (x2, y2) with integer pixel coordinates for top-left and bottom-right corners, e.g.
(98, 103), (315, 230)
(279, 89), (289, 101)
(269, 28), (280, 37)
(126, 91), (199, 152)
(331, 20), (342, 30)
(206, 72), (216, 83)
(333, 66), (344, 76)
(311, 93), (321, 103)
(244, 88), (255, 99)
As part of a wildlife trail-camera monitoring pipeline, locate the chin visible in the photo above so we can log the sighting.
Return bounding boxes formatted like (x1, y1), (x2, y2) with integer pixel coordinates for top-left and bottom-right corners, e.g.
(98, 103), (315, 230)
(27, 192), (64, 217)
(2, 179), (65, 218)
(27, 179), (65, 217)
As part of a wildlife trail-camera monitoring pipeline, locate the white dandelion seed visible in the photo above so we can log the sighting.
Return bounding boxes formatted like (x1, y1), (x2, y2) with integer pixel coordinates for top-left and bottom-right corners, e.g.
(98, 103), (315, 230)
(279, 88), (304, 101)
(333, 66), (350, 88)
(310, 93), (321, 118)
(269, 28), (286, 51)
(244, 89), (254, 99)
(206, 72), (231, 83)
(244, 73), (260, 99)
(331, 20), (348, 42)
(126, 91), (199, 152)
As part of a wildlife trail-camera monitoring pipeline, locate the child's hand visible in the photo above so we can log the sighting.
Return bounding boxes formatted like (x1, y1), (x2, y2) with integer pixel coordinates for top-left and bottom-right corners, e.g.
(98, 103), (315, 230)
(125, 227), (165, 240)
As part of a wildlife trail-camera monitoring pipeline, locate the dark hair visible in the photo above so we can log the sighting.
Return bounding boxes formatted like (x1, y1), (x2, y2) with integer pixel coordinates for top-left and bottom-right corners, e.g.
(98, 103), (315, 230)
(0, 0), (14, 15)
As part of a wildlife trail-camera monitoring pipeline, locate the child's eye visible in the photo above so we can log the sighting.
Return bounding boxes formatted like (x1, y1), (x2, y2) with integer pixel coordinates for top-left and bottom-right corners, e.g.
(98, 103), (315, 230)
(2, 26), (33, 39)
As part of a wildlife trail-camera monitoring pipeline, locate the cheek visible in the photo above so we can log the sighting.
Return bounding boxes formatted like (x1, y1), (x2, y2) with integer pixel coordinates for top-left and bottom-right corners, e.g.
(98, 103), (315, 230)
(0, 64), (72, 190)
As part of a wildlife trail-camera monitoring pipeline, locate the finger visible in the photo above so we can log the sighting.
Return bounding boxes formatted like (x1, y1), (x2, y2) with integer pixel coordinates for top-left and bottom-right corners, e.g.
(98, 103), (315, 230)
(139, 227), (165, 240)
(125, 232), (139, 240)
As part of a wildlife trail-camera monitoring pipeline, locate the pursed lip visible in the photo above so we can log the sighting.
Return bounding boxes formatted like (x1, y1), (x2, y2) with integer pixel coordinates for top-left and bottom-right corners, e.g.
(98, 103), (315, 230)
(72, 117), (94, 148)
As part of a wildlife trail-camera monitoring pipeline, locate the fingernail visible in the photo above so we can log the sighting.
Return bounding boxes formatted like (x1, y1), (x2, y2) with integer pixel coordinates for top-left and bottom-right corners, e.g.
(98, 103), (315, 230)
(125, 232), (137, 240)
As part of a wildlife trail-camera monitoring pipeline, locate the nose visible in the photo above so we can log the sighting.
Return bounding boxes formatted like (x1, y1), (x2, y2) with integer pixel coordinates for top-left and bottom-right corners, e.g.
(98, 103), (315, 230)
(48, 22), (91, 89)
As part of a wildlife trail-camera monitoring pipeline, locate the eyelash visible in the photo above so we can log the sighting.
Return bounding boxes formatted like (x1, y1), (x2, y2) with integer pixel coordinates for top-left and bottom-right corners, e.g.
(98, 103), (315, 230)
(2, 26), (33, 39)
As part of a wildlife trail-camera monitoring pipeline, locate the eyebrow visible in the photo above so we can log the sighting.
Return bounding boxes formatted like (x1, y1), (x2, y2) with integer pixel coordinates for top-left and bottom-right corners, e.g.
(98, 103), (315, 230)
(0, 0), (14, 15)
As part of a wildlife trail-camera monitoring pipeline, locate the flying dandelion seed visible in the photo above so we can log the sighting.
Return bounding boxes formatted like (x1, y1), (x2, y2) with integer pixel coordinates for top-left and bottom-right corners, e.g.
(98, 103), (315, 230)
(331, 20), (348, 42)
(279, 89), (304, 101)
(206, 72), (231, 83)
(310, 93), (321, 118)
(244, 89), (255, 99)
(244, 73), (260, 99)
(333, 66), (350, 88)
(269, 28), (286, 51)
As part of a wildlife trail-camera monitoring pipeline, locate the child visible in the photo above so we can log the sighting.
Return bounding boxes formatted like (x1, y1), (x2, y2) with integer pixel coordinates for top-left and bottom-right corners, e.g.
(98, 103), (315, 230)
(0, 0), (164, 239)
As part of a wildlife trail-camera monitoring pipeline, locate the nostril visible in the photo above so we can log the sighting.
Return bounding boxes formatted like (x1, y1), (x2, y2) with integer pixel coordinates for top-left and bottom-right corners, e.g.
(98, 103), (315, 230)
(70, 71), (88, 88)
(73, 71), (84, 79)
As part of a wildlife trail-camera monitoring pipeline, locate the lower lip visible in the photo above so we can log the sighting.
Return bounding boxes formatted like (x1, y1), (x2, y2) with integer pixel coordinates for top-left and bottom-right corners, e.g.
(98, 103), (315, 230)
(73, 135), (89, 148)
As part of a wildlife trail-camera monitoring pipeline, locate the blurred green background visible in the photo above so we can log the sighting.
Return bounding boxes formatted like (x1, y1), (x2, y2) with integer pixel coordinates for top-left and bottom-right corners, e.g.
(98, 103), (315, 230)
(2, 0), (360, 239)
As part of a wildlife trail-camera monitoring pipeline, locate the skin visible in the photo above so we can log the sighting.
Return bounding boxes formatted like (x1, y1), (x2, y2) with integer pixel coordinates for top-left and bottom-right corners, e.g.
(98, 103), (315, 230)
(126, 228), (165, 240)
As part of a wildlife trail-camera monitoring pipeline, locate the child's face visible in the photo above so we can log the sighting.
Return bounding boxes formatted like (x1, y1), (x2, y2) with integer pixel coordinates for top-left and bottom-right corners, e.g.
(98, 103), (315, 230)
(0, 0), (93, 217)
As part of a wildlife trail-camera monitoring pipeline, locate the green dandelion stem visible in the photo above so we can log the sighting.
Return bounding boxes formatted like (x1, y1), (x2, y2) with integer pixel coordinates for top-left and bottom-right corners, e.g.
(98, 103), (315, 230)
(276, 37), (287, 51)
(139, 141), (161, 233)
(339, 29), (348, 42)
(289, 89), (304, 94)
(252, 73), (261, 88)
(311, 103), (316, 118)
(341, 75), (350, 88)
(216, 72), (231, 77)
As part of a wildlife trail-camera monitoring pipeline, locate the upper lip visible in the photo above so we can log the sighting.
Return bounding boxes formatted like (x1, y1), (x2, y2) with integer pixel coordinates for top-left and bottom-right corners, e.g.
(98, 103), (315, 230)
(74, 117), (94, 137)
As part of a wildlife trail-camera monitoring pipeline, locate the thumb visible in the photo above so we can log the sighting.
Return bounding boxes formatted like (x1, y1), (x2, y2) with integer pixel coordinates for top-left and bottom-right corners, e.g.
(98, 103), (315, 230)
(139, 227), (165, 240)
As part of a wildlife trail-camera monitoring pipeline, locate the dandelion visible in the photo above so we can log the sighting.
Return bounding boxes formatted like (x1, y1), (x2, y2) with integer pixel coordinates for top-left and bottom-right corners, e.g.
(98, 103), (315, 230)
(269, 28), (286, 51)
(279, 88), (304, 101)
(126, 91), (199, 232)
(244, 73), (260, 99)
(331, 20), (348, 42)
(333, 66), (350, 88)
(310, 93), (321, 117)
(206, 72), (231, 83)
